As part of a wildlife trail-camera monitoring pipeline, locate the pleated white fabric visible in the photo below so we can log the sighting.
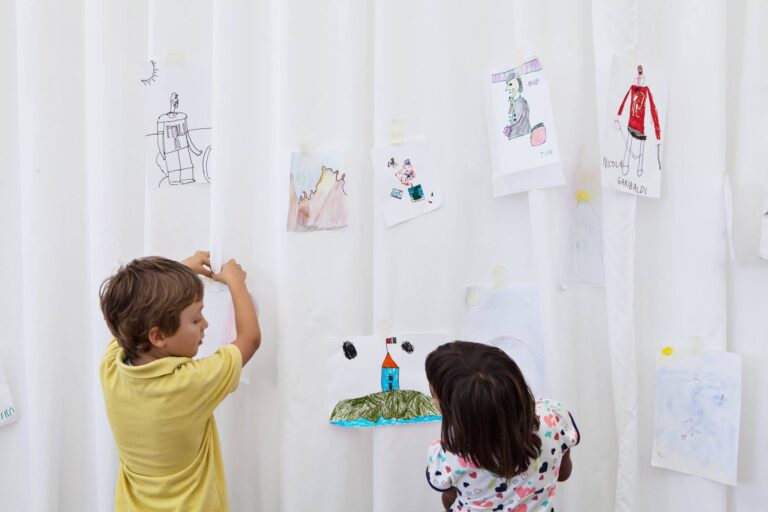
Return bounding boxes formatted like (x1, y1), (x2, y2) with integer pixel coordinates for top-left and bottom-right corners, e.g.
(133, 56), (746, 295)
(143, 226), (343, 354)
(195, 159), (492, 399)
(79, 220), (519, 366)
(0, 0), (765, 511)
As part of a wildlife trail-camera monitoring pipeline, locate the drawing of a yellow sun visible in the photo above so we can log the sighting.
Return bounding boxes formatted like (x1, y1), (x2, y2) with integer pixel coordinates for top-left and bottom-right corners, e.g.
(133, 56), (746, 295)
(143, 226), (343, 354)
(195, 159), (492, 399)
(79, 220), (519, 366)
(573, 169), (601, 205)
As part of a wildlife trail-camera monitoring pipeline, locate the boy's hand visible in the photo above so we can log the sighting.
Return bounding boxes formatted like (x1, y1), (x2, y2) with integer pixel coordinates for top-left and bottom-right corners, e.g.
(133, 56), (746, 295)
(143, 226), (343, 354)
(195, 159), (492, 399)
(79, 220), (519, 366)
(181, 250), (214, 278)
(214, 259), (247, 286)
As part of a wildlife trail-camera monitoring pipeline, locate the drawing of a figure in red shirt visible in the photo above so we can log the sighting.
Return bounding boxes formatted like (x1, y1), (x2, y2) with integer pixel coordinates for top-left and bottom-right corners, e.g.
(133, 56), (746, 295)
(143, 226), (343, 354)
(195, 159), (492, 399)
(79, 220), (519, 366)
(614, 65), (661, 177)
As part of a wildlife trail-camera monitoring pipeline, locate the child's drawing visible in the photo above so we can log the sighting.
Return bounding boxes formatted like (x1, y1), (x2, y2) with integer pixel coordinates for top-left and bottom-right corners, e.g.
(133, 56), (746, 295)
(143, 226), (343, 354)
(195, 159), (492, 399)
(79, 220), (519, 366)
(196, 280), (251, 384)
(616, 65), (662, 177)
(327, 333), (448, 428)
(601, 57), (668, 198)
(460, 284), (545, 397)
(141, 60), (159, 87)
(287, 150), (348, 232)
(0, 356), (18, 427)
(196, 280), (236, 360)
(496, 59), (544, 144)
(486, 57), (563, 197)
(651, 348), (741, 485)
(562, 167), (605, 288)
(143, 59), (212, 189)
(371, 138), (443, 227)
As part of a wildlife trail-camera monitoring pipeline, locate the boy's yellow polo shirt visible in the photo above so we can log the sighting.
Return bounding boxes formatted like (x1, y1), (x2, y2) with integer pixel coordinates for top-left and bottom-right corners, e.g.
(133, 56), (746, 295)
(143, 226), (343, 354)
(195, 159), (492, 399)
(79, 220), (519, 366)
(100, 340), (242, 511)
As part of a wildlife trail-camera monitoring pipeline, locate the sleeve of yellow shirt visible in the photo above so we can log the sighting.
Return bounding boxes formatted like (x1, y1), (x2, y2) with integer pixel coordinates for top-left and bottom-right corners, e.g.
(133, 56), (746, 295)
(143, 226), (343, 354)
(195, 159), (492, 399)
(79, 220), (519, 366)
(177, 344), (243, 416)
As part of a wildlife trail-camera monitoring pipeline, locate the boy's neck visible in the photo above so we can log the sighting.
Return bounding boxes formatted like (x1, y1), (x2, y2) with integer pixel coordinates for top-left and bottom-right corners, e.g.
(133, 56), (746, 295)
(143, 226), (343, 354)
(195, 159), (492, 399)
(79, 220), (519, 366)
(130, 349), (166, 366)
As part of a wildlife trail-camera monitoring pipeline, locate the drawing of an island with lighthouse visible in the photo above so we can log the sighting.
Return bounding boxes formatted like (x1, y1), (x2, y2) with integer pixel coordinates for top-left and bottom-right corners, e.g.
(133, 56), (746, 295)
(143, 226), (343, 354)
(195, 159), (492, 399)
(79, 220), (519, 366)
(329, 335), (443, 428)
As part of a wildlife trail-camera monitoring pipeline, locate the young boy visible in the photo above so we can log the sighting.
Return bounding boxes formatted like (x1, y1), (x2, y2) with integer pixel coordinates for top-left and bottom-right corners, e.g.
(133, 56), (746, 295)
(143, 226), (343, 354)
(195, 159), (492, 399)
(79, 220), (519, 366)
(99, 251), (261, 511)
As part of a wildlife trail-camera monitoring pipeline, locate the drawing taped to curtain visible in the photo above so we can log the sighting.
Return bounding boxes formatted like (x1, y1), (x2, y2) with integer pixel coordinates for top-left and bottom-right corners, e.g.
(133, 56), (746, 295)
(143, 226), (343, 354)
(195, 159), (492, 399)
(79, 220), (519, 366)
(562, 166), (605, 288)
(651, 347), (741, 485)
(327, 333), (447, 427)
(0, 357), (17, 427)
(460, 284), (545, 397)
(485, 57), (564, 197)
(371, 137), (443, 226)
(601, 57), (668, 198)
(287, 150), (348, 231)
(142, 59), (212, 189)
(196, 279), (253, 384)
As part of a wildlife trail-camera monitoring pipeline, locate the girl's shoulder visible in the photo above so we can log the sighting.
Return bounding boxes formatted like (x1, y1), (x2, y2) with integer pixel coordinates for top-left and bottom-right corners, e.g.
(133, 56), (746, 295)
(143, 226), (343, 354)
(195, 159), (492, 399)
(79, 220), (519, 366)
(535, 398), (581, 448)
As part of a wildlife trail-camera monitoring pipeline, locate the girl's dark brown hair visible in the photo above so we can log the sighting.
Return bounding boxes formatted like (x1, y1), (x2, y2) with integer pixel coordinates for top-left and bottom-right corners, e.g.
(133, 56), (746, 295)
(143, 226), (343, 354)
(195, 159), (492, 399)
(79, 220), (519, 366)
(425, 340), (541, 478)
(99, 256), (203, 359)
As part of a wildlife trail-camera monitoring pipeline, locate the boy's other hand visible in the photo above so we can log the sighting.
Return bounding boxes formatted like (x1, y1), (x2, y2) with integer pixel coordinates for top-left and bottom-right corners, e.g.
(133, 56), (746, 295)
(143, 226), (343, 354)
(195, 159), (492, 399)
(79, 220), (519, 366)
(214, 259), (247, 286)
(181, 250), (214, 278)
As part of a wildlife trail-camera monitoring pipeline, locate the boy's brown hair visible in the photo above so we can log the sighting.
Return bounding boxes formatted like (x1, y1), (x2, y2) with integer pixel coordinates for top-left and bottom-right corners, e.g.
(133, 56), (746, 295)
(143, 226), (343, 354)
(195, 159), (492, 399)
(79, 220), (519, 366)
(425, 340), (541, 479)
(99, 256), (203, 359)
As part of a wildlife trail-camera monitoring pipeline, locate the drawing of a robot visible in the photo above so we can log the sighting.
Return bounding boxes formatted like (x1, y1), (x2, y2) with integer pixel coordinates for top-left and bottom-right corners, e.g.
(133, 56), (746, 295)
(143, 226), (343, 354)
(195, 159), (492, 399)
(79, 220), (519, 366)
(155, 92), (211, 186)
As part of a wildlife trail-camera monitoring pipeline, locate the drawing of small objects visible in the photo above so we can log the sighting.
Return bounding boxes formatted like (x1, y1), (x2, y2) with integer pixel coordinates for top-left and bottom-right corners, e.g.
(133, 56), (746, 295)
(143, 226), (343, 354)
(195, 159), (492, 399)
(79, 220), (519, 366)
(614, 64), (662, 177)
(393, 158), (424, 202)
(395, 159), (416, 186)
(391, 188), (403, 199)
(408, 184), (424, 202)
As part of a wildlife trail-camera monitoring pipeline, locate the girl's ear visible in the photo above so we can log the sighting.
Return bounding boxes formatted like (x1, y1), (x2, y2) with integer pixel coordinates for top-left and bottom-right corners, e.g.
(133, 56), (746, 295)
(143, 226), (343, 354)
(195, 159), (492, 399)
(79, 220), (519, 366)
(148, 326), (166, 348)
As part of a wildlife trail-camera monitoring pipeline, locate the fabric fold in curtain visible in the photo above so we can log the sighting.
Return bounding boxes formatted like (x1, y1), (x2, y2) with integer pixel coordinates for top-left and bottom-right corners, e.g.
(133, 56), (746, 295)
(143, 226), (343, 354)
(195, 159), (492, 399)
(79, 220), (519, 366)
(0, 0), (760, 510)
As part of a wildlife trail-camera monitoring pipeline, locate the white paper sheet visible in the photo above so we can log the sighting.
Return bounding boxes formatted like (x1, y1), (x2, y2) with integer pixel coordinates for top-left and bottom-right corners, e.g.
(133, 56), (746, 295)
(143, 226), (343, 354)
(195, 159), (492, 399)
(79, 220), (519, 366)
(371, 137), (443, 227)
(327, 333), (449, 427)
(287, 150), (348, 231)
(197, 279), (251, 384)
(0, 356), (18, 427)
(142, 58), (212, 189)
(651, 347), (741, 485)
(601, 56), (668, 198)
(459, 284), (545, 398)
(485, 57), (564, 197)
(562, 167), (605, 288)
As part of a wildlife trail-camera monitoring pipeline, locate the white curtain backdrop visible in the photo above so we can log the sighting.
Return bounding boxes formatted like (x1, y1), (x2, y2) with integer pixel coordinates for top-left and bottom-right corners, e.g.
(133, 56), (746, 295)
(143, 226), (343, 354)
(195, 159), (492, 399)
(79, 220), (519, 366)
(1, 0), (766, 510)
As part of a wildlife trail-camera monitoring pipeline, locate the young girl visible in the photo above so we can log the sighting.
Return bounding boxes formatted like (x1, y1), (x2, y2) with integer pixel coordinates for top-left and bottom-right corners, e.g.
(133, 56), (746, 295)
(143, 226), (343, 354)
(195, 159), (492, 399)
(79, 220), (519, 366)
(425, 341), (579, 512)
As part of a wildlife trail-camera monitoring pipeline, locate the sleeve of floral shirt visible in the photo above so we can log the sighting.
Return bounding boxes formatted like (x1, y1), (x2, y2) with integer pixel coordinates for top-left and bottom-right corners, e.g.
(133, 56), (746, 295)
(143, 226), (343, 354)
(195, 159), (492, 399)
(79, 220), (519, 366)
(425, 439), (455, 491)
(539, 398), (581, 452)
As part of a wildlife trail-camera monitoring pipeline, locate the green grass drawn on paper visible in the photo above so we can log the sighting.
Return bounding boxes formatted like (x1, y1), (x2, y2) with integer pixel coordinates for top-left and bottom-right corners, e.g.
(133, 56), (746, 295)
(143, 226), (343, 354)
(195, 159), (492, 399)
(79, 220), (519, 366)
(330, 389), (439, 424)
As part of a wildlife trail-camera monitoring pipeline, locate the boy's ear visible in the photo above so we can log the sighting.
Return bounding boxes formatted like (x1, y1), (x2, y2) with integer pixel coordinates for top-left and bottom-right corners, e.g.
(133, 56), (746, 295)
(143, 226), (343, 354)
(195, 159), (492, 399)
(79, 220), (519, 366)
(148, 326), (167, 348)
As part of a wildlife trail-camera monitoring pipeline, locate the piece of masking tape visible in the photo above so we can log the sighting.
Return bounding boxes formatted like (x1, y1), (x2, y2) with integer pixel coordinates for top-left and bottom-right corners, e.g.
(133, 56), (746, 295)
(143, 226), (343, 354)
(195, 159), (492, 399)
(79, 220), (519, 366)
(389, 119), (405, 145)
(298, 142), (312, 156)
(375, 319), (392, 337)
(491, 265), (507, 290)
(689, 335), (704, 355)
(164, 52), (187, 64)
(465, 287), (480, 307)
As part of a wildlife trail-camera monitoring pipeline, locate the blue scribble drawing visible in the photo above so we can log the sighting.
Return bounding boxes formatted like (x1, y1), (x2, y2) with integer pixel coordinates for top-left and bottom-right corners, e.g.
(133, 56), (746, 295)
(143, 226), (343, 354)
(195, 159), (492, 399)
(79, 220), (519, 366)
(651, 349), (741, 485)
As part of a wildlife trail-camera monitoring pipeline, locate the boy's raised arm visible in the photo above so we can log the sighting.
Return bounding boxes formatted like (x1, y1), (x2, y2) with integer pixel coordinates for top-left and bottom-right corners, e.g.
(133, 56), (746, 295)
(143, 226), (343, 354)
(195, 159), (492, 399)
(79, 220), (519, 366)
(214, 259), (261, 366)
